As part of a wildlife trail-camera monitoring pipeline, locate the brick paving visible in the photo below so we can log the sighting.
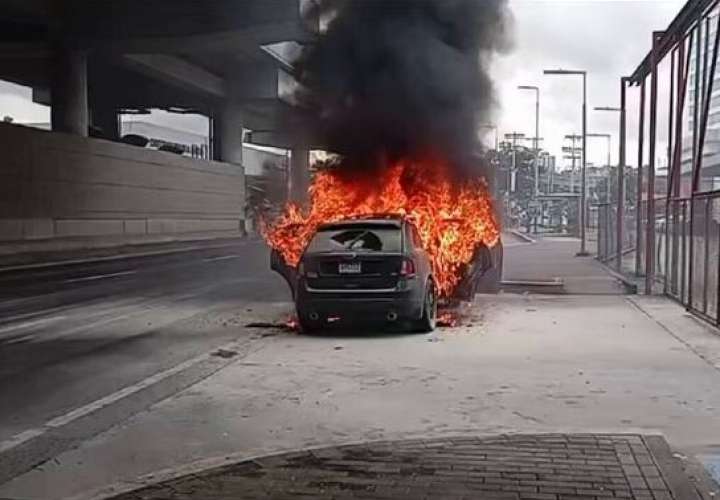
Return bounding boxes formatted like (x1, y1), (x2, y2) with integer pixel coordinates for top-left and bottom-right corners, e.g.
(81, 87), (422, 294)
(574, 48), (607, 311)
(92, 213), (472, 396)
(110, 434), (688, 500)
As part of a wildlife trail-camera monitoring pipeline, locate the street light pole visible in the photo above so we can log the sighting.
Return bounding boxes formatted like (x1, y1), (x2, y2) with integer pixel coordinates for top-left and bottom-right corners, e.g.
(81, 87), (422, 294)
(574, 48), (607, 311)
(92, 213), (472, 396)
(581, 72), (588, 256)
(518, 85), (541, 196)
(594, 101), (625, 271)
(544, 69), (589, 256)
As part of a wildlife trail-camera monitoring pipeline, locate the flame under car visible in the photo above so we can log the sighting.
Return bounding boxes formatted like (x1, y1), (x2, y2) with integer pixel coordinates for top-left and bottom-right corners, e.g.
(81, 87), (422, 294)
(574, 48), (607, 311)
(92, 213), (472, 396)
(271, 215), (502, 333)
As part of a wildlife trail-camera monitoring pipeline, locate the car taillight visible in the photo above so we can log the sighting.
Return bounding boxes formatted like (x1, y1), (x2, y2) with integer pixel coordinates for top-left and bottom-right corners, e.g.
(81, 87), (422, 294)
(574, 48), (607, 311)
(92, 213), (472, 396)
(400, 258), (416, 277)
(298, 262), (317, 278)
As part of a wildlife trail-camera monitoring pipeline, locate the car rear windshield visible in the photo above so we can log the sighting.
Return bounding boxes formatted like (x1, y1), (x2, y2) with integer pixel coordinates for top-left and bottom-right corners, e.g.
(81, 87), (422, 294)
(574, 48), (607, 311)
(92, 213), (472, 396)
(306, 224), (402, 253)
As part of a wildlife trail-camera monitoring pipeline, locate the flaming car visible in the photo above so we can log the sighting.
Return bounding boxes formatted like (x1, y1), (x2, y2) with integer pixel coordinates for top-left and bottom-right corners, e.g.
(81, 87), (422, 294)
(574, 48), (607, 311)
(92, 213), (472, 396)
(271, 214), (502, 333)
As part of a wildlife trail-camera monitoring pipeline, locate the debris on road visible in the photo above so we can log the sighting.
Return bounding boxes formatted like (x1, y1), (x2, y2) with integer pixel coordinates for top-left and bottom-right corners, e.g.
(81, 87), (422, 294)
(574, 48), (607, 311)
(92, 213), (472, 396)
(245, 318), (298, 333)
(211, 349), (238, 359)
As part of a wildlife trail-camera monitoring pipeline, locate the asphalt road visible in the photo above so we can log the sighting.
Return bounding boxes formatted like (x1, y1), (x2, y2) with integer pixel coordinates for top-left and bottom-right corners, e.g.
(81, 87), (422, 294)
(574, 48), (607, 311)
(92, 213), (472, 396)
(0, 239), (291, 485)
(0, 234), (619, 488)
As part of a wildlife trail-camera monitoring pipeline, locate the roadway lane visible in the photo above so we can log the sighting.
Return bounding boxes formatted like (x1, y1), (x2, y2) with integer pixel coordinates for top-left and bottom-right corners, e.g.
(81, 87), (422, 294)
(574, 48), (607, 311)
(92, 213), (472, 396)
(0, 239), (291, 484)
(0, 234), (535, 486)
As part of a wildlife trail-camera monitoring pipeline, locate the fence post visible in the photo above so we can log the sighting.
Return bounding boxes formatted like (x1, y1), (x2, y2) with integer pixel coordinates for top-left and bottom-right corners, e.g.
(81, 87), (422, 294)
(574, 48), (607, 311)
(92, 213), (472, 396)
(617, 77), (627, 271)
(645, 32), (661, 295)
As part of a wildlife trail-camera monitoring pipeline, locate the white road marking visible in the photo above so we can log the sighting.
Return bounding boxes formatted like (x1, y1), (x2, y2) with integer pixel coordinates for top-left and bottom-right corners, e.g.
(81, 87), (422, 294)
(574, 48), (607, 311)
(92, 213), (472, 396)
(0, 316), (67, 337)
(4, 334), (35, 344)
(0, 340), (239, 454)
(63, 270), (137, 283)
(0, 429), (45, 453)
(203, 254), (240, 262)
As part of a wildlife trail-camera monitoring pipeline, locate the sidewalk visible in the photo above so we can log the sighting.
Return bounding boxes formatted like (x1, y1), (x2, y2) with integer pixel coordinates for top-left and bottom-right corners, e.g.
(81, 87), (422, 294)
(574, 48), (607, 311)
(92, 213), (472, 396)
(503, 235), (629, 294)
(110, 434), (696, 500)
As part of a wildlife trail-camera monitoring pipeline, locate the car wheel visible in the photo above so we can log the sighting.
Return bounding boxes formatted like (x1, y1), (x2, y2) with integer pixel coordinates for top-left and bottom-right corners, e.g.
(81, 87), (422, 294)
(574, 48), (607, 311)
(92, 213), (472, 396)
(297, 311), (321, 334)
(413, 280), (437, 333)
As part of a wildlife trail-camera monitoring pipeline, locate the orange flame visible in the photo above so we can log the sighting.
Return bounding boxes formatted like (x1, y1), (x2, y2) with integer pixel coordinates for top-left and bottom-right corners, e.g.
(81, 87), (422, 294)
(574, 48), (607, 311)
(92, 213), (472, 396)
(263, 158), (500, 297)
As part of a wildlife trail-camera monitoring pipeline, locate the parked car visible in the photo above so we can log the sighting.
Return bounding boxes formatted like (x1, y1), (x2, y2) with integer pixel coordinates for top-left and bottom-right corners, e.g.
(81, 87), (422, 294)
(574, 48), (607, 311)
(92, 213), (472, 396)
(272, 215), (436, 333)
(271, 214), (504, 333)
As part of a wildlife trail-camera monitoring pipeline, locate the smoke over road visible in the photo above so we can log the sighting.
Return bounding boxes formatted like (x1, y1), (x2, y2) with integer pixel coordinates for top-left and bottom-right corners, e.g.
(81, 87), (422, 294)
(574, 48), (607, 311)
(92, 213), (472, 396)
(297, 0), (513, 178)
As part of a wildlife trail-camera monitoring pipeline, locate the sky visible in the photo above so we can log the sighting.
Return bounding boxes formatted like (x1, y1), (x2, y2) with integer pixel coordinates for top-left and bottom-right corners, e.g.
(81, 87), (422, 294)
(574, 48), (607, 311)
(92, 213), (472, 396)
(493, 0), (686, 171)
(0, 0), (687, 171)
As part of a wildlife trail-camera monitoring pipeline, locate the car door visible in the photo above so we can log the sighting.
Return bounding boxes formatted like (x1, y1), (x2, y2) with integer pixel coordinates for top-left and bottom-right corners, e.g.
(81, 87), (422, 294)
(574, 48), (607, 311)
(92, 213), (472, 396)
(406, 222), (432, 285)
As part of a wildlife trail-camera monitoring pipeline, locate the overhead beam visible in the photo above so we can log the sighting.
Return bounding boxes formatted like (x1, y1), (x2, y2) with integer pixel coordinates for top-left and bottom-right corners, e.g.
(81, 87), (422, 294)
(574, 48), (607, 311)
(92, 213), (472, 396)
(249, 130), (322, 150)
(64, 0), (305, 39)
(88, 22), (312, 56)
(123, 54), (226, 98)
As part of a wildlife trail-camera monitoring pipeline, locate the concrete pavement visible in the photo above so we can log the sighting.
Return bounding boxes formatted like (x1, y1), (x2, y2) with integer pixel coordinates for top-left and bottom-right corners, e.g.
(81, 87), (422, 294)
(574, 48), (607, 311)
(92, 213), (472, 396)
(1, 234), (719, 499)
(502, 236), (628, 295)
(0, 291), (718, 498)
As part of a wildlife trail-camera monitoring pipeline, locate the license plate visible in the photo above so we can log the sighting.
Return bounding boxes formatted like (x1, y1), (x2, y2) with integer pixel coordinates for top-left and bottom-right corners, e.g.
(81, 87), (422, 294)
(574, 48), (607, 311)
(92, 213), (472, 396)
(338, 262), (362, 274)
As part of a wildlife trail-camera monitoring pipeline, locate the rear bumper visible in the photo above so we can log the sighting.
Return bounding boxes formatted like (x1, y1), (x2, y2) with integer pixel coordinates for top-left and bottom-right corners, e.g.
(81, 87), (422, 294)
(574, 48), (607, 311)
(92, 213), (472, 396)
(298, 296), (424, 321)
(296, 282), (424, 321)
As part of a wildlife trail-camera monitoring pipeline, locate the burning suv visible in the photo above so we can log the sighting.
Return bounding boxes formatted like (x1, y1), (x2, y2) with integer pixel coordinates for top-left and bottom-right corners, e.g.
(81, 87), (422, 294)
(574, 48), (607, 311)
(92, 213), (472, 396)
(271, 214), (502, 333)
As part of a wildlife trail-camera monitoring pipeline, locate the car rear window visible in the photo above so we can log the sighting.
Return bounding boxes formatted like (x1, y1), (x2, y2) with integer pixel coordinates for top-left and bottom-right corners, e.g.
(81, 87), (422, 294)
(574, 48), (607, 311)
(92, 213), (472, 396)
(306, 225), (402, 253)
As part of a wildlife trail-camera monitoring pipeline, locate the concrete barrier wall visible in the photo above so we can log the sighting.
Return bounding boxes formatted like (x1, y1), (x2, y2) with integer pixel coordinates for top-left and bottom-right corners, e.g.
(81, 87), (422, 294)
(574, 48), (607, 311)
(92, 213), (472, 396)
(0, 123), (245, 243)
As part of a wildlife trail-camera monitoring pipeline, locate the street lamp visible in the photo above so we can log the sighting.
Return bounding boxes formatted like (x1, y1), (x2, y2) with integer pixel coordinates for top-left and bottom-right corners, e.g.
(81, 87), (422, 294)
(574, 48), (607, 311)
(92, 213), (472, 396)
(545, 68), (589, 256)
(595, 78), (628, 272)
(518, 85), (540, 196)
(587, 133), (612, 203)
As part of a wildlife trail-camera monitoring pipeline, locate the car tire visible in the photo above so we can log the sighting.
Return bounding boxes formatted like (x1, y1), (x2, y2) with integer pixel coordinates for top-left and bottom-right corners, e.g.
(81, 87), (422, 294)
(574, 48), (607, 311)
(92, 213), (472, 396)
(297, 311), (321, 334)
(413, 280), (437, 333)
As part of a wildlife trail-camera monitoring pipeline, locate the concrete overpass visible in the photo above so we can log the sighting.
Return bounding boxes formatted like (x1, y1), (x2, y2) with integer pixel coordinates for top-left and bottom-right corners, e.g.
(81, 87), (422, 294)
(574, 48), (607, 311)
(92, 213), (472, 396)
(0, 0), (317, 249)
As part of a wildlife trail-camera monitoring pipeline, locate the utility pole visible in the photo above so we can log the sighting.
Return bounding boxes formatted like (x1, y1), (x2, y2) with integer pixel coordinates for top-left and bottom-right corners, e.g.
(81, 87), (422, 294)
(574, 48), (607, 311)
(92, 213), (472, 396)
(587, 133), (612, 203)
(518, 85), (541, 196)
(563, 134), (583, 238)
(563, 134), (583, 194)
(505, 132), (525, 194)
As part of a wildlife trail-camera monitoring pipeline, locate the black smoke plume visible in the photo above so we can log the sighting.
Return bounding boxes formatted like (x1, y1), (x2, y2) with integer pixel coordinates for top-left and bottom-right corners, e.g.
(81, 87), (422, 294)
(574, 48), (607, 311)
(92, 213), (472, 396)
(297, 0), (513, 178)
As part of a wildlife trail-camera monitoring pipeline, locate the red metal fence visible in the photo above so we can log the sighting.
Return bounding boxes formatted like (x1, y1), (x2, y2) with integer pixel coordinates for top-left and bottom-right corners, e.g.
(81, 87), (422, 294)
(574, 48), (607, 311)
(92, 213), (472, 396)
(599, 0), (720, 325)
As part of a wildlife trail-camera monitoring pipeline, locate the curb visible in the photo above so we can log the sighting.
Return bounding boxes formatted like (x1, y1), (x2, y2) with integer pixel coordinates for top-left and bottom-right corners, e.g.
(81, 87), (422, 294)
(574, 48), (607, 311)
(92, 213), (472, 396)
(500, 278), (565, 294)
(644, 435), (704, 500)
(509, 229), (537, 244)
(596, 260), (639, 294)
(0, 239), (258, 274)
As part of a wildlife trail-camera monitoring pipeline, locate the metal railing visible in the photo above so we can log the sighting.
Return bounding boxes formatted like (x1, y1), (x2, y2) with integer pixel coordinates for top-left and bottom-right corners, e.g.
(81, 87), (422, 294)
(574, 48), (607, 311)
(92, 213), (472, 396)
(653, 193), (720, 324)
(596, 202), (637, 264)
(613, 0), (720, 327)
(665, 198), (692, 305)
(688, 192), (720, 322)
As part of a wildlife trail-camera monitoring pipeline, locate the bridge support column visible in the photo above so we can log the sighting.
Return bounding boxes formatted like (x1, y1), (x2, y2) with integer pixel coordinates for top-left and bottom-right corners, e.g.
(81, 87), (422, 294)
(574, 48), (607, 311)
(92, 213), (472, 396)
(91, 104), (119, 140)
(289, 147), (310, 205)
(51, 48), (88, 137)
(214, 102), (244, 166)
